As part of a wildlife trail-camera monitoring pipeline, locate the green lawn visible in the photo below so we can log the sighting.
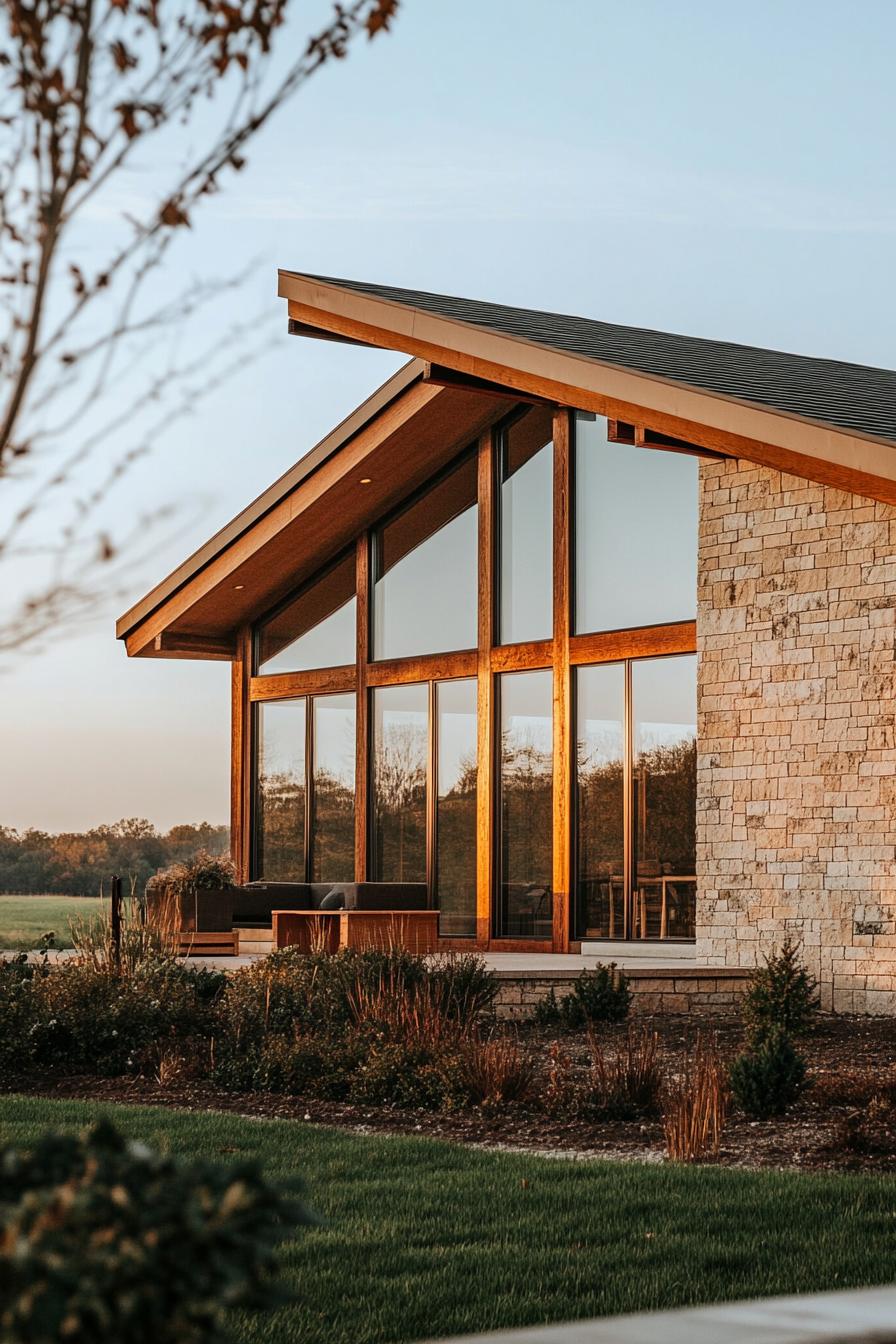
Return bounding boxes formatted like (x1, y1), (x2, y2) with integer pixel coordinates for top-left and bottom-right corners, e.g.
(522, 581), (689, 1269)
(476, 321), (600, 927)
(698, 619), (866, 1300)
(1, 1096), (895, 1344)
(0, 894), (101, 950)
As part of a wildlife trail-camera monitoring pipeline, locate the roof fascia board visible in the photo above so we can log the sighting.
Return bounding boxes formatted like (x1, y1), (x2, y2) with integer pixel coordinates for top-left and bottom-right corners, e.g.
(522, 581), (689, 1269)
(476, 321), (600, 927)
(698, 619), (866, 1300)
(116, 358), (422, 643)
(120, 376), (454, 657)
(278, 272), (896, 505)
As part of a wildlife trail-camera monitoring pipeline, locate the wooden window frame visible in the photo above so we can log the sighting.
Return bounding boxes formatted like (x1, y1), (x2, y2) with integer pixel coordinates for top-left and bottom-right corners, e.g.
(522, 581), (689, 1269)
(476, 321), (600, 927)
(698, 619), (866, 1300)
(251, 689), (356, 886)
(235, 404), (699, 951)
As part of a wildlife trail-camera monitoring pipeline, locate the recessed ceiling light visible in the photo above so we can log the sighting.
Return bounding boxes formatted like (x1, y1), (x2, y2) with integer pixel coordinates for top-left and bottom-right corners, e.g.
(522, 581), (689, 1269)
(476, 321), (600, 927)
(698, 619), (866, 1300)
(234, 583), (245, 590)
(360, 477), (372, 485)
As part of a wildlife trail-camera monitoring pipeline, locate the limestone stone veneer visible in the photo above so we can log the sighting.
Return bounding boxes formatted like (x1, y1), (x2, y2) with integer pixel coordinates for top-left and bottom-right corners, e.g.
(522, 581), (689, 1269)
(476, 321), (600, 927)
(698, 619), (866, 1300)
(697, 457), (896, 1013)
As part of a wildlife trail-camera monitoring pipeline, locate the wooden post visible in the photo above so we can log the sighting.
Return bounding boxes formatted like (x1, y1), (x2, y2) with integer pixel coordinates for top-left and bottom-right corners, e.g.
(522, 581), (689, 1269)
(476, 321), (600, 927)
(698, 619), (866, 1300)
(230, 627), (252, 884)
(110, 874), (122, 972)
(355, 533), (370, 882)
(552, 408), (572, 952)
(476, 428), (495, 948)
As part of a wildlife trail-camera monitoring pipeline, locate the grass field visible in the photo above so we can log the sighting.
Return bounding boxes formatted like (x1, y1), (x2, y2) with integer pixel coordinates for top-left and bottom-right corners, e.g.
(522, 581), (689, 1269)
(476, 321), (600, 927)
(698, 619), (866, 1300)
(1, 1096), (895, 1344)
(0, 894), (102, 950)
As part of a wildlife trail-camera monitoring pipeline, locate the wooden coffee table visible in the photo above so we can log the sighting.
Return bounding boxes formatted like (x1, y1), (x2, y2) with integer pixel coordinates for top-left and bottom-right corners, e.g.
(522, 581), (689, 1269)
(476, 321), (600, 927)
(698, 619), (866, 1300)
(273, 909), (439, 955)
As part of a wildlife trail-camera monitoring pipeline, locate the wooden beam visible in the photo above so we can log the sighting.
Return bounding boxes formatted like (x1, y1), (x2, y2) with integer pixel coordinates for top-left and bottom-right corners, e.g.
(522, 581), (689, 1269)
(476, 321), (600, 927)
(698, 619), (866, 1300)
(366, 650), (477, 686)
(490, 640), (553, 673)
(355, 534), (370, 883)
(249, 665), (356, 701)
(153, 631), (236, 659)
(551, 409), (572, 953)
(570, 620), (697, 666)
(422, 362), (553, 406)
(476, 428), (495, 949)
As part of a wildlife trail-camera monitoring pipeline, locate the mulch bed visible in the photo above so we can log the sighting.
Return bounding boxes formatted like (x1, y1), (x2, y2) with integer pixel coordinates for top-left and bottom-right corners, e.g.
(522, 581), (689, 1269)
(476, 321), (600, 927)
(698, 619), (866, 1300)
(4, 1014), (894, 1173)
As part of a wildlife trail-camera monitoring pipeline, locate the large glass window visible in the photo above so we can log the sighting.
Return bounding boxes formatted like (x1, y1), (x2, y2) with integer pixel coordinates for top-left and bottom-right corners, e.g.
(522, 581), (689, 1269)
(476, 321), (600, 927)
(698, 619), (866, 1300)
(574, 414), (697, 634)
(257, 553), (356, 675)
(371, 683), (428, 883)
(497, 669), (553, 938)
(254, 693), (356, 882)
(575, 663), (625, 940)
(435, 679), (477, 936)
(632, 655), (697, 939)
(373, 455), (477, 661)
(311, 693), (356, 883)
(574, 653), (696, 941)
(499, 407), (553, 645)
(255, 700), (306, 880)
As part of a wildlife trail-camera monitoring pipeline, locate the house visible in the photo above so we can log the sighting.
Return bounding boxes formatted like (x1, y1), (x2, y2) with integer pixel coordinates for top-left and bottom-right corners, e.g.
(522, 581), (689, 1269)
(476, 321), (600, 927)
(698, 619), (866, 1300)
(118, 274), (896, 1013)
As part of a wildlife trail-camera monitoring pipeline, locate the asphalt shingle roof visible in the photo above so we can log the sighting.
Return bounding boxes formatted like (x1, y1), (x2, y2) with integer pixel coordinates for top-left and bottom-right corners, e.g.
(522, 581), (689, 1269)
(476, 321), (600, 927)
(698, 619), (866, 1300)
(298, 274), (896, 444)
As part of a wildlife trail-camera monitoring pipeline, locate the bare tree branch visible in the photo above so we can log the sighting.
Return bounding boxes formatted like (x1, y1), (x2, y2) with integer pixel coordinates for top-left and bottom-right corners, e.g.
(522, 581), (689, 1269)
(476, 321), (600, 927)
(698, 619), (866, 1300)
(0, 0), (402, 654)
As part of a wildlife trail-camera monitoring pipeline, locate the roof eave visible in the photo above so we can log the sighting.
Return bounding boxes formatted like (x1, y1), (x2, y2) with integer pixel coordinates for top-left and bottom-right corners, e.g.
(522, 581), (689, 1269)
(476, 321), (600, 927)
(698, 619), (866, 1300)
(277, 270), (896, 507)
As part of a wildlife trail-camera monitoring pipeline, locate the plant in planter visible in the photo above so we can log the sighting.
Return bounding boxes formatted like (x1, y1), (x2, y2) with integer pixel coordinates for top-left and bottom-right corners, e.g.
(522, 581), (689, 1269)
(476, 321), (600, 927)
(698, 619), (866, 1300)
(145, 850), (236, 936)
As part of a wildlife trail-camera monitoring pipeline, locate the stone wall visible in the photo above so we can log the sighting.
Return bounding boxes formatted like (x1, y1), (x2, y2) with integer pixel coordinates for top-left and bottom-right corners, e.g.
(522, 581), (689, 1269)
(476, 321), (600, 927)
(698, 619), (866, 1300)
(697, 456), (896, 1013)
(494, 969), (750, 1020)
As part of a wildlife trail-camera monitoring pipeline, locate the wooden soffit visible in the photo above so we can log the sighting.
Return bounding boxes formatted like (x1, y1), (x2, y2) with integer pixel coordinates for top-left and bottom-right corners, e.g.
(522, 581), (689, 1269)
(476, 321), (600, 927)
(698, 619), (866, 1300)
(118, 362), (513, 657)
(278, 271), (896, 506)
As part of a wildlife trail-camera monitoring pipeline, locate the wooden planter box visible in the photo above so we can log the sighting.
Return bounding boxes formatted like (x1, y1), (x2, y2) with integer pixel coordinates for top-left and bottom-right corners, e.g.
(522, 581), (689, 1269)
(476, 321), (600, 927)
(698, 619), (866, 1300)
(146, 884), (236, 934)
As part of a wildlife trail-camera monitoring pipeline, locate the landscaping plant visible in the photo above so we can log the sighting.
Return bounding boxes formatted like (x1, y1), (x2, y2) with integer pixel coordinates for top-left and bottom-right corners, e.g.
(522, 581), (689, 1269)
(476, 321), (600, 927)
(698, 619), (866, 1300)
(585, 1026), (663, 1120)
(532, 964), (631, 1029)
(663, 1033), (729, 1162)
(729, 1025), (809, 1119)
(0, 1118), (313, 1344)
(741, 938), (819, 1039)
(451, 1032), (537, 1110)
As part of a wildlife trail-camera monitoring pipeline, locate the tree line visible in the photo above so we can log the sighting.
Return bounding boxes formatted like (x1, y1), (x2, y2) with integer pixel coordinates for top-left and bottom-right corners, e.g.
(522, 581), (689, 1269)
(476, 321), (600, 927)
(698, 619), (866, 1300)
(0, 820), (229, 897)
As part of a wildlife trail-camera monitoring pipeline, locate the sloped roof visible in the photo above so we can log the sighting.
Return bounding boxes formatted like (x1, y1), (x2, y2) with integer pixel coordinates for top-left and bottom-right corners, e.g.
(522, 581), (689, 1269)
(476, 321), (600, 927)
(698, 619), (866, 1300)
(288, 275), (896, 445)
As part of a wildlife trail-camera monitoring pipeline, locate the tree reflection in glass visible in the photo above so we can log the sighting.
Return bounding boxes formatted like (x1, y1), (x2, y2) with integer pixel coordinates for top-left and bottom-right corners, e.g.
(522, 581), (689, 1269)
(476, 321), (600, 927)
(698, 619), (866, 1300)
(372, 683), (428, 884)
(575, 663), (625, 938)
(255, 699), (306, 880)
(311, 693), (356, 882)
(632, 655), (697, 939)
(497, 670), (553, 938)
(435, 679), (477, 936)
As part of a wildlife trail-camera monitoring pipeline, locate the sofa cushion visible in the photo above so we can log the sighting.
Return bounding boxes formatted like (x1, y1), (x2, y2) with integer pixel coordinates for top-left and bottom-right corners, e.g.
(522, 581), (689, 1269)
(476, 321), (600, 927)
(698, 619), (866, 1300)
(343, 883), (429, 912)
(235, 882), (313, 923)
(318, 888), (346, 911)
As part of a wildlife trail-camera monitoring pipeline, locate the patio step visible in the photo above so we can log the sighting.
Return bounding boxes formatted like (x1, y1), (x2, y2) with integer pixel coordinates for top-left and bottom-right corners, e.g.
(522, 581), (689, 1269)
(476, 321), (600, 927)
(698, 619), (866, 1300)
(235, 925), (273, 956)
(580, 940), (696, 962)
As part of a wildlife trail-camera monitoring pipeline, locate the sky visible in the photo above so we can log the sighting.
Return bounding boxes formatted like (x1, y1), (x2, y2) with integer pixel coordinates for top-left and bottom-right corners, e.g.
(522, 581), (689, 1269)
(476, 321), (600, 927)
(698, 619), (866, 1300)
(3, 0), (896, 834)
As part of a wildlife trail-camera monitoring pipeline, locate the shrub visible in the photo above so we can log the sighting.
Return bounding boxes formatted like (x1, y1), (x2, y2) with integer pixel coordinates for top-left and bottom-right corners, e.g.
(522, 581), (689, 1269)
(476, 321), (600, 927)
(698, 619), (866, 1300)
(561, 964), (631, 1028)
(742, 939), (819, 1041)
(531, 967), (631, 1030)
(349, 975), (471, 1052)
(448, 1033), (536, 1110)
(532, 987), (563, 1027)
(837, 1094), (896, 1156)
(218, 948), (429, 1050)
(427, 954), (498, 1024)
(663, 1033), (729, 1162)
(729, 1026), (808, 1119)
(23, 958), (223, 1077)
(0, 957), (41, 1073)
(249, 1032), (362, 1101)
(0, 1118), (312, 1344)
(585, 1027), (663, 1120)
(350, 1040), (451, 1109)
